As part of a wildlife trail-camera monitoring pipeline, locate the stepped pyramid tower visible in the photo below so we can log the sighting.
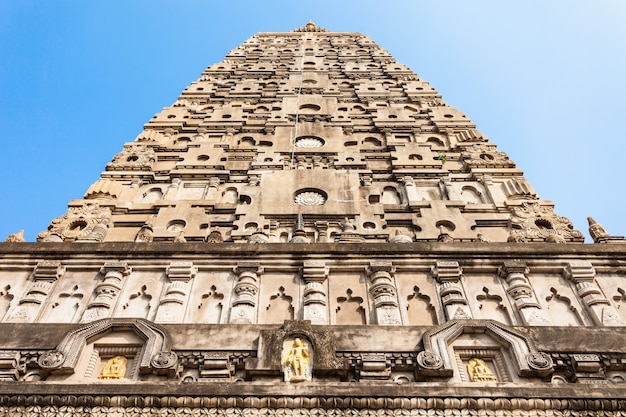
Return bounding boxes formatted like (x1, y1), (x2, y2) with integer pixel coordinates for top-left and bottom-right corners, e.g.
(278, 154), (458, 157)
(2, 22), (626, 416)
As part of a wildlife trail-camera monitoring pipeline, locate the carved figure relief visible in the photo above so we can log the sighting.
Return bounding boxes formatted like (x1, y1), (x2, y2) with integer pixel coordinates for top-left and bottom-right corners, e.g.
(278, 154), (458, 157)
(282, 337), (312, 382)
(98, 355), (127, 380)
(509, 202), (583, 242)
(37, 202), (112, 242)
(467, 358), (497, 382)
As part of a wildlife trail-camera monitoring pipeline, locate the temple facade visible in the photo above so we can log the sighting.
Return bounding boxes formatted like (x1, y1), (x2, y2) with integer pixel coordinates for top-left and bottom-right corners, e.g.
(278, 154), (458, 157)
(2, 22), (626, 417)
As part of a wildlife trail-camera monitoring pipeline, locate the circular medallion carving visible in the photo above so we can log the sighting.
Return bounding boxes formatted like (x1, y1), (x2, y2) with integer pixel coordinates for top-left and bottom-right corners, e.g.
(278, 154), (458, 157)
(295, 191), (326, 206)
(527, 352), (553, 371)
(417, 350), (443, 370)
(151, 351), (178, 369)
(38, 351), (65, 368)
(295, 137), (324, 148)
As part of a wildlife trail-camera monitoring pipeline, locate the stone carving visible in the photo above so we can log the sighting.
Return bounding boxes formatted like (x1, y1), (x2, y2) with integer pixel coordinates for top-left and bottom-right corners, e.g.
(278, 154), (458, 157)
(37, 202), (111, 242)
(230, 262), (262, 323)
(461, 143), (515, 168)
(367, 262), (401, 325)
(134, 222), (154, 242)
(173, 230), (187, 243)
(498, 261), (548, 325)
(289, 214), (310, 243)
(389, 230), (413, 243)
(507, 229), (527, 242)
(4, 230), (24, 242)
(206, 229), (224, 243)
(295, 137), (324, 148)
(586, 216), (625, 243)
(588, 216), (609, 242)
(106, 144), (155, 171)
(437, 225), (454, 243)
(335, 218), (364, 243)
(294, 21), (327, 32)
(432, 261), (472, 320)
(417, 350), (443, 370)
(509, 202), (583, 242)
(151, 351), (178, 370)
(97, 355), (127, 380)
(526, 352), (553, 371)
(295, 191), (325, 206)
(302, 261), (329, 324)
(283, 337), (312, 382)
(563, 261), (623, 326)
(248, 229), (269, 243)
(467, 357), (497, 382)
(37, 351), (65, 368)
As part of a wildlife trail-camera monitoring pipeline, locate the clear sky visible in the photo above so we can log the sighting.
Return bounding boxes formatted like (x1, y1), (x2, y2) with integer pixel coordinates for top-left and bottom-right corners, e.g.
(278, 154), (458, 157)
(1, 1), (625, 242)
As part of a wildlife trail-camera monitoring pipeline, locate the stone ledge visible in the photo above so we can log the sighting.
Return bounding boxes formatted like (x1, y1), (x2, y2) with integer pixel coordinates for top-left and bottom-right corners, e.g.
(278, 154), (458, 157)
(2, 241), (626, 258)
(0, 382), (625, 405)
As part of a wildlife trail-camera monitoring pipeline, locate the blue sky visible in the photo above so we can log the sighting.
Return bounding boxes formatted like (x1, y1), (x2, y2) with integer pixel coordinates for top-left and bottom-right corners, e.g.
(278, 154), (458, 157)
(1, 1), (625, 242)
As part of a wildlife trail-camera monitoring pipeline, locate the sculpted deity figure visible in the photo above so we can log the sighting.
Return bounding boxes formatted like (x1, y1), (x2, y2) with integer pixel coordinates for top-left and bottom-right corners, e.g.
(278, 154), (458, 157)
(98, 355), (127, 380)
(283, 338), (312, 382)
(467, 357), (497, 382)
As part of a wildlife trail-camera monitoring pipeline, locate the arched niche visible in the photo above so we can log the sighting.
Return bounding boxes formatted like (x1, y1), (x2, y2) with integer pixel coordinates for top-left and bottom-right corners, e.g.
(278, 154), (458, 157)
(38, 318), (178, 379)
(416, 320), (553, 380)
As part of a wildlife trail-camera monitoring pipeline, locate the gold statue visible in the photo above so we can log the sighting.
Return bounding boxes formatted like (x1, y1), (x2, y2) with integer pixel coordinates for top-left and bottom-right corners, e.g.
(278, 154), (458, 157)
(283, 338), (311, 382)
(98, 355), (127, 380)
(467, 357), (497, 382)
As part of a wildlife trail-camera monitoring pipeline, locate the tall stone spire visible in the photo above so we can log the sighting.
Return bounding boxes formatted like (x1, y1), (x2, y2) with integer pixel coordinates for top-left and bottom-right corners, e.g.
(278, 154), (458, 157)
(39, 28), (582, 245)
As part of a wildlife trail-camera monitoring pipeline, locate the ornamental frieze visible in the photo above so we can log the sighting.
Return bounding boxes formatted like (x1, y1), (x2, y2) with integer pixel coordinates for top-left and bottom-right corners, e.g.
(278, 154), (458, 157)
(106, 144), (155, 171)
(37, 202), (111, 242)
(461, 143), (516, 168)
(509, 201), (584, 242)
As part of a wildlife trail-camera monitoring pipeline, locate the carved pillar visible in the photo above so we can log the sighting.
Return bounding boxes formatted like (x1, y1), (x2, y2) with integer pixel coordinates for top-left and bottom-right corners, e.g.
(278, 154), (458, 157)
(155, 262), (197, 323)
(229, 262), (263, 323)
(498, 261), (549, 325)
(478, 174), (497, 205)
(302, 260), (329, 324)
(7, 261), (64, 322)
(205, 177), (221, 202)
(81, 262), (130, 322)
(314, 221), (328, 242)
(432, 261), (472, 320)
(402, 176), (420, 207)
(164, 178), (181, 199)
(563, 261), (623, 326)
(367, 262), (402, 325)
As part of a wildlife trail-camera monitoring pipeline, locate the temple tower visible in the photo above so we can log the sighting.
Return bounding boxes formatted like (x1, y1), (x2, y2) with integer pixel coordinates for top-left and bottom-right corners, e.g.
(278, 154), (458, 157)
(1, 22), (626, 417)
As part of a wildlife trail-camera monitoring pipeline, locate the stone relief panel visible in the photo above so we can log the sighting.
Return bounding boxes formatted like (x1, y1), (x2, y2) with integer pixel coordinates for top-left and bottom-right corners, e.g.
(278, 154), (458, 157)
(462, 274), (513, 325)
(186, 271), (232, 323)
(115, 271), (164, 320)
(37, 202), (111, 243)
(395, 272), (439, 326)
(257, 273), (299, 324)
(282, 336), (313, 382)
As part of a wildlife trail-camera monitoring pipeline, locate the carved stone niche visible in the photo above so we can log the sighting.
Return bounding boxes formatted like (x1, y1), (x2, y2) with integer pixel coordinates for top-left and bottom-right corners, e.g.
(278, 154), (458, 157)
(37, 318), (178, 381)
(251, 320), (348, 380)
(416, 320), (553, 382)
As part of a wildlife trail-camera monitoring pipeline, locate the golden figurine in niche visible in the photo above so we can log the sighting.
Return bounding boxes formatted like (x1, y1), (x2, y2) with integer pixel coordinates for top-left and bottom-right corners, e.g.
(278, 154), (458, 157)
(467, 357), (497, 382)
(98, 355), (127, 380)
(283, 338), (312, 382)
